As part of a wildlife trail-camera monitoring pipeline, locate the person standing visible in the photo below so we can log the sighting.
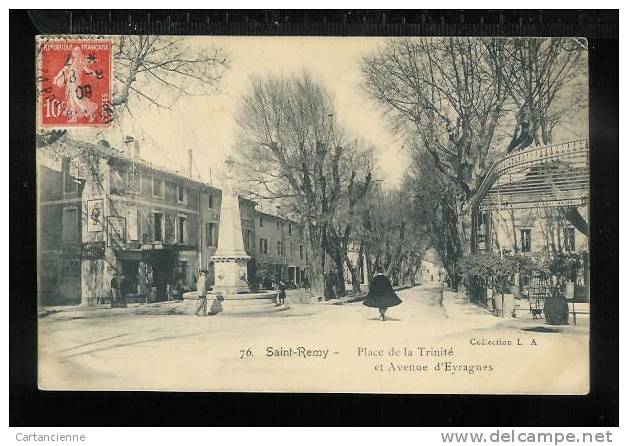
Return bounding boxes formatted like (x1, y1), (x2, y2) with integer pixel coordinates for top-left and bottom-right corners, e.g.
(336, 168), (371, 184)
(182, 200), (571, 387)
(110, 274), (120, 308)
(363, 267), (402, 321)
(118, 275), (127, 308)
(195, 271), (208, 317)
(277, 279), (287, 305)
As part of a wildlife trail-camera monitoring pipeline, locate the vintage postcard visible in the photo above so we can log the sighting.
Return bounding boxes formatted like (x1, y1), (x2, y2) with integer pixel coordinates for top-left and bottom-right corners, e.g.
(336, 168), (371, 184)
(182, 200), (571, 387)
(36, 35), (590, 393)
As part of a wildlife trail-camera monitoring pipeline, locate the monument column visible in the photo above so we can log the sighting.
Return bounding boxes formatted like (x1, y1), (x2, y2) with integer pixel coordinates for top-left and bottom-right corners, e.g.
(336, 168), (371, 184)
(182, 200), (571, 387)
(211, 156), (251, 295)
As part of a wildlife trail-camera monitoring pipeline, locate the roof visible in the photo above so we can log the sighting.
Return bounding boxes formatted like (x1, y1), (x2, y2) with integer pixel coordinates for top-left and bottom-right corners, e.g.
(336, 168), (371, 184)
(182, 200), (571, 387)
(41, 135), (256, 205)
(256, 208), (299, 224)
(475, 139), (589, 211)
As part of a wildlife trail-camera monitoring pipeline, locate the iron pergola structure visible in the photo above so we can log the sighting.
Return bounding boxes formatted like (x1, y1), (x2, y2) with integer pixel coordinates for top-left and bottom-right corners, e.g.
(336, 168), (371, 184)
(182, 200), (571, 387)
(471, 139), (590, 253)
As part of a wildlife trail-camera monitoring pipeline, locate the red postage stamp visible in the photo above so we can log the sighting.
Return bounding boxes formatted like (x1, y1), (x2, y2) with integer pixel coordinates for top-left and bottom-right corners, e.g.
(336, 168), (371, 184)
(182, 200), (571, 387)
(38, 39), (113, 127)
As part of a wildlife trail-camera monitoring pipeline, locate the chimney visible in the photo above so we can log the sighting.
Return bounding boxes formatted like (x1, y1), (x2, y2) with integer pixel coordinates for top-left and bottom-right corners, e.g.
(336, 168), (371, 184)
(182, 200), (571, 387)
(124, 135), (139, 159)
(188, 149), (193, 178)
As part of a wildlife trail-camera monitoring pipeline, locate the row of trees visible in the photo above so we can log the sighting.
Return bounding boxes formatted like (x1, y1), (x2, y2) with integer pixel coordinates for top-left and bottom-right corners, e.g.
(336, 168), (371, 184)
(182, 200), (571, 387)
(361, 37), (587, 289)
(233, 72), (421, 296)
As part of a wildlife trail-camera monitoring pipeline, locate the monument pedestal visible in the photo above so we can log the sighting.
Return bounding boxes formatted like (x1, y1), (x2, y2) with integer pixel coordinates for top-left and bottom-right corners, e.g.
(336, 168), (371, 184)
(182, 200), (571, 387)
(211, 256), (251, 296)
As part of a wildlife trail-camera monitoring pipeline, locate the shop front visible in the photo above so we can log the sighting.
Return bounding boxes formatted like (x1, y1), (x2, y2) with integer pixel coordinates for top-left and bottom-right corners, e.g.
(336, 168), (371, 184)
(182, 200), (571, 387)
(141, 243), (197, 301)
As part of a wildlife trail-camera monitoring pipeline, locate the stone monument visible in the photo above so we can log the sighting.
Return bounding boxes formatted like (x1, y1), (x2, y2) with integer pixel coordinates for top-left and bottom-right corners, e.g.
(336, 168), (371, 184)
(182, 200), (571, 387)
(211, 156), (251, 295)
(184, 155), (287, 315)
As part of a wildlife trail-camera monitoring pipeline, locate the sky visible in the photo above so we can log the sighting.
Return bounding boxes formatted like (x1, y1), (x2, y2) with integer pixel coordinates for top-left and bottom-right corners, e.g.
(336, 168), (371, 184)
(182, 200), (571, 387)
(99, 36), (408, 189)
(86, 36), (588, 192)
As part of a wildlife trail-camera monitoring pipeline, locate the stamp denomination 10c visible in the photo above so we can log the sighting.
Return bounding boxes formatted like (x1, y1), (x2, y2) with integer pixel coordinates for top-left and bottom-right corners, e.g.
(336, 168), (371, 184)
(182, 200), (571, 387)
(38, 38), (113, 127)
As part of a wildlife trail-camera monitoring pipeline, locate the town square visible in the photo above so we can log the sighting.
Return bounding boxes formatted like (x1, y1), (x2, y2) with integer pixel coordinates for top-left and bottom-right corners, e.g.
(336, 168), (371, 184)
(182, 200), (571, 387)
(35, 34), (590, 393)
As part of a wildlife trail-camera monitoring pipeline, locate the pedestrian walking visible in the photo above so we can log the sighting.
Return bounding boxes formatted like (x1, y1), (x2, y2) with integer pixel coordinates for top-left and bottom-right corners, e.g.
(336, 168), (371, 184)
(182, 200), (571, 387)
(363, 267), (402, 321)
(277, 279), (286, 305)
(195, 271), (208, 317)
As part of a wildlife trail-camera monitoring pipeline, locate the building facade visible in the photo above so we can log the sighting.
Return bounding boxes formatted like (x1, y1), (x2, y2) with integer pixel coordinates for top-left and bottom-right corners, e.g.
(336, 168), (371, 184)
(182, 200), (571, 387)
(476, 206), (589, 298)
(254, 210), (308, 285)
(37, 141), (308, 305)
(478, 207), (589, 256)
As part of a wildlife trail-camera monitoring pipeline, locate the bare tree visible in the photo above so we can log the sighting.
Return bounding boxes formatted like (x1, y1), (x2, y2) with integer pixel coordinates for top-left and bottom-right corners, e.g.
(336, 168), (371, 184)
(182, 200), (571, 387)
(362, 37), (513, 284)
(327, 138), (373, 294)
(505, 38), (585, 151)
(362, 37), (587, 283)
(112, 35), (229, 111)
(234, 72), (373, 296)
(358, 183), (430, 288)
(502, 38), (588, 235)
(363, 37), (512, 202)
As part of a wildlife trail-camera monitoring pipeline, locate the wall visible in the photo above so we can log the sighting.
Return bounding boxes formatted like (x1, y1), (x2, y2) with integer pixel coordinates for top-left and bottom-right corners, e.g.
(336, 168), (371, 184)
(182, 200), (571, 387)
(255, 212), (307, 282)
(489, 206), (589, 255)
(37, 161), (83, 305)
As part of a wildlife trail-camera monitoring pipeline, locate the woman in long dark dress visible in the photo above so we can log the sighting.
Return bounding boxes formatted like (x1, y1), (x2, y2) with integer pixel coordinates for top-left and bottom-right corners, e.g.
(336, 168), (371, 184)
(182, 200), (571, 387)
(363, 268), (402, 321)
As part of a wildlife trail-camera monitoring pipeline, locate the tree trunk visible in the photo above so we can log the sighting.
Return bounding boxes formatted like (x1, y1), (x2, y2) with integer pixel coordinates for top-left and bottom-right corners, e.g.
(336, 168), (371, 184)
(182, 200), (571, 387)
(365, 251), (375, 285)
(343, 250), (362, 294)
(560, 206), (589, 236)
(333, 248), (346, 297)
(432, 206), (468, 292)
(306, 223), (327, 297)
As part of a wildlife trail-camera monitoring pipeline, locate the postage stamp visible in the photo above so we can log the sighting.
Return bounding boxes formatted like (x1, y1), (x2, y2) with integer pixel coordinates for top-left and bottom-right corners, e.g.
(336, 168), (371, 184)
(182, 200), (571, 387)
(37, 38), (113, 127)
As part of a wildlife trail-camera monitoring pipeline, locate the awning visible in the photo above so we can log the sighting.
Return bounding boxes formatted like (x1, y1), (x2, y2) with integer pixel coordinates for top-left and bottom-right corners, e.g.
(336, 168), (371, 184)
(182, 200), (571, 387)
(113, 249), (143, 261)
(140, 243), (196, 252)
(475, 140), (589, 212)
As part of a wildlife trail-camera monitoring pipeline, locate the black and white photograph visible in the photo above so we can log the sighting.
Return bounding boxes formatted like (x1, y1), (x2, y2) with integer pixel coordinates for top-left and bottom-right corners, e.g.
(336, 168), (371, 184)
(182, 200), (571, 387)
(32, 30), (596, 394)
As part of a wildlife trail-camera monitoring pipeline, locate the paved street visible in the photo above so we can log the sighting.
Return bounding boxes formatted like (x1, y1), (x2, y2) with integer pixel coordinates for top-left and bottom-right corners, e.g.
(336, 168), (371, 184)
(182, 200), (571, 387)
(38, 285), (589, 394)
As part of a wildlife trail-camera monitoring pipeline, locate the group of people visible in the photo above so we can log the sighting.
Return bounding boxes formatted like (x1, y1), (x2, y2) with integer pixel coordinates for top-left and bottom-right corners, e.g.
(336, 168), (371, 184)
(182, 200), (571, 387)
(191, 267), (402, 321)
(252, 276), (309, 292)
(193, 271), (288, 317)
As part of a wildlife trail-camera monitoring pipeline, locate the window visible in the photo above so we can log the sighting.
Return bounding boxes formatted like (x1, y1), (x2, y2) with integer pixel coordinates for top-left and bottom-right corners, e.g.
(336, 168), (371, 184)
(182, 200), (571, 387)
(259, 238), (268, 254)
(177, 262), (188, 286)
(176, 216), (186, 244)
(62, 157), (79, 194)
(277, 241), (281, 255)
(288, 224), (292, 236)
(244, 229), (253, 250)
(300, 245), (304, 260)
(277, 221), (281, 231)
(153, 212), (164, 242)
(152, 177), (164, 198)
(564, 227), (576, 252)
(520, 228), (531, 253)
(290, 243), (295, 256)
(62, 207), (79, 244)
(206, 222), (216, 247)
(177, 186), (186, 204)
(128, 208), (140, 241)
(259, 216), (264, 228)
(208, 193), (214, 209)
(127, 166), (141, 194)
